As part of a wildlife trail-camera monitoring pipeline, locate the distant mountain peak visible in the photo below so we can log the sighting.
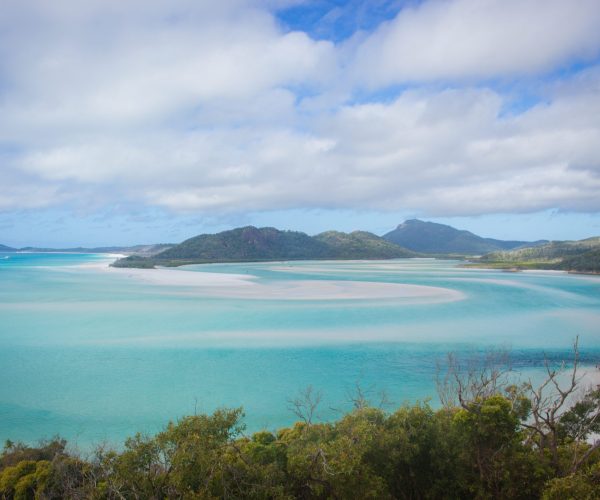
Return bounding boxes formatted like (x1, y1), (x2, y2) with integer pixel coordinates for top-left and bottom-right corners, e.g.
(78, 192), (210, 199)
(383, 220), (542, 255)
(398, 219), (423, 227)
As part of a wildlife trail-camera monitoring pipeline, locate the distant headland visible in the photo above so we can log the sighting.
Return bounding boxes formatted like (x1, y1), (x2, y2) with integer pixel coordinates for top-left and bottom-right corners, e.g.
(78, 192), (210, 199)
(2, 219), (599, 273)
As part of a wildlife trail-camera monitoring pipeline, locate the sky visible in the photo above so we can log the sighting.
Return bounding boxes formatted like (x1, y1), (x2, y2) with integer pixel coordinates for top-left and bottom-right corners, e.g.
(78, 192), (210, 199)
(2, 0), (600, 247)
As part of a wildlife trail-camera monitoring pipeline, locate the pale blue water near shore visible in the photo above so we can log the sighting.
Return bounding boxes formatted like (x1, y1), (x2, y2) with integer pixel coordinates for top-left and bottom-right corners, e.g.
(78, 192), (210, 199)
(1, 252), (599, 449)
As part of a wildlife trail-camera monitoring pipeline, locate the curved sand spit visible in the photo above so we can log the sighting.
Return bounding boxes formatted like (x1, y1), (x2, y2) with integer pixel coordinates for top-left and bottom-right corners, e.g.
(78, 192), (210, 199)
(103, 265), (464, 302)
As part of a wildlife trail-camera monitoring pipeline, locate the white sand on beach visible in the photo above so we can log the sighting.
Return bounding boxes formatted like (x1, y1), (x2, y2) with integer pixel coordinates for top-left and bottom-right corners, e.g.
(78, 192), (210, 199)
(108, 266), (256, 288)
(101, 264), (465, 302)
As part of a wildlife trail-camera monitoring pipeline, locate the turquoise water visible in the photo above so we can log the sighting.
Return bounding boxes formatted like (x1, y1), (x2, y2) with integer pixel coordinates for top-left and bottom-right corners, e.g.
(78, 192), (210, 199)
(1, 253), (599, 448)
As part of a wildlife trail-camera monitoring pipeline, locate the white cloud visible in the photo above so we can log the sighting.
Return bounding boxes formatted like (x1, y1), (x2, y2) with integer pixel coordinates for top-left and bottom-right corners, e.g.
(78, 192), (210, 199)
(0, 0), (335, 136)
(353, 0), (600, 85)
(129, 70), (600, 215)
(1, 0), (600, 218)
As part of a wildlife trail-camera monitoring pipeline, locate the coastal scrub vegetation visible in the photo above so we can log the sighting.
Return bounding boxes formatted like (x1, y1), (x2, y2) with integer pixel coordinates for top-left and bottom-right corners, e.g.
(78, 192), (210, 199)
(1, 343), (599, 499)
(475, 237), (600, 273)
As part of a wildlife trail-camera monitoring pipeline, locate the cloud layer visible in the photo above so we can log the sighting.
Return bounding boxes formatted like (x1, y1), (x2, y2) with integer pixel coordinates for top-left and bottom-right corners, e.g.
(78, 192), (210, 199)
(1, 0), (600, 217)
(354, 0), (600, 84)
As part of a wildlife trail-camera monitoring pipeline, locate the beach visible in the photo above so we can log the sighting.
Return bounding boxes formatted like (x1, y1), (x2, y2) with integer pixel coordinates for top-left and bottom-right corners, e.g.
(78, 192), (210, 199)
(104, 263), (465, 302)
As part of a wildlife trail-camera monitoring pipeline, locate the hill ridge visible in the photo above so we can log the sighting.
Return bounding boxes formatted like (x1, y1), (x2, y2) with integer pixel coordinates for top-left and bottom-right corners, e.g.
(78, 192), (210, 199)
(114, 226), (415, 268)
(383, 219), (547, 254)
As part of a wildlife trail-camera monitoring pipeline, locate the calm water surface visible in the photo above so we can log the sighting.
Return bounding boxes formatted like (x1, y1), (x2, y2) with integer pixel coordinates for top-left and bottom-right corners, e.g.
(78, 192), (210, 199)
(1, 253), (599, 448)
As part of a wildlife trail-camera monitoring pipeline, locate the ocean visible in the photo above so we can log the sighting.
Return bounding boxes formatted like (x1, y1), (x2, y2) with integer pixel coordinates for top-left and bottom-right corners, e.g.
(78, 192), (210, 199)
(1, 252), (599, 448)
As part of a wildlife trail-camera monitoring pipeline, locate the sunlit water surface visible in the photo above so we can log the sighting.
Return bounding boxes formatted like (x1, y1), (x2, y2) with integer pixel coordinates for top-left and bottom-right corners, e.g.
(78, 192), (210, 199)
(1, 253), (599, 448)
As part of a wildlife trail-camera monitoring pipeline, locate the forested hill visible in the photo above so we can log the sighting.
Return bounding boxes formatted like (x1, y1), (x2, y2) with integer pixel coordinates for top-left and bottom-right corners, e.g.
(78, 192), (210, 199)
(156, 226), (331, 261)
(383, 219), (546, 254)
(0, 244), (16, 252)
(478, 237), (600, 273)
(314, 230), (416, 259)
(113, 226), (415, 268)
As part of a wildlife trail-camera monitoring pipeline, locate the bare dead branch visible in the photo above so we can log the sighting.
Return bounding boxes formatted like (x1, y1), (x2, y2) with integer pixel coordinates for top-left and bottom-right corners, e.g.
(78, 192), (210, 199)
(287, 385), (323, 426)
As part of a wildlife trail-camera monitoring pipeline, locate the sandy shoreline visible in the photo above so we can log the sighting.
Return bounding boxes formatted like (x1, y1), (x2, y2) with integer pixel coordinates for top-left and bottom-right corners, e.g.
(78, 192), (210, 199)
(84, 260), (465, 302)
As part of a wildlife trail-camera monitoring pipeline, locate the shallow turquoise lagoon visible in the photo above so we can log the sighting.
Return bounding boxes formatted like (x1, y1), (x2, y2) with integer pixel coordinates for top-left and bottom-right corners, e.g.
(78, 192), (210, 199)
(1, 253), (599, 448)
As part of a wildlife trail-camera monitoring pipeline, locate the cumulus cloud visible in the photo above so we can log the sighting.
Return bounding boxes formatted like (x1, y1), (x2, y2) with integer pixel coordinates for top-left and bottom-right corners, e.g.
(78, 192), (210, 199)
(1, 0), (600, 218)
(353, 0), (600, 84)
(0, 0), (334, 134)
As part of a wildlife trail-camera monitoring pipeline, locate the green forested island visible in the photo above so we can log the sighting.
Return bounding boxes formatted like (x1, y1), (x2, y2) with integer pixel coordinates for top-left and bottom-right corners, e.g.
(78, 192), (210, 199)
(2, 348), (598, 499)
(112, 226), (416, 268)
(3, 219), (600, 273)
(110, 222), (600, 274)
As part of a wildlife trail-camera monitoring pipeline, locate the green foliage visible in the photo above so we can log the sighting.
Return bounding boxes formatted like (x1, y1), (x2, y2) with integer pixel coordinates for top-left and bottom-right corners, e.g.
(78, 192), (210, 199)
(478, 236), (600, 273)
(110, 254), (157, 268)
(155, 226), (333, 262)
(0, 460), (36, 498)
(560, 249), (600, 273)
(0, 438), (65, 470)
(314, 231), (415, 259)
(0, 460), (53, 500)
(451, 395), (551, 499)
(98, 408), (246, 498)
(2, 393), (599, 499)
(558, 388), (600, 440)
(454, 395), (520, 447)
(542, 462), (600, 499)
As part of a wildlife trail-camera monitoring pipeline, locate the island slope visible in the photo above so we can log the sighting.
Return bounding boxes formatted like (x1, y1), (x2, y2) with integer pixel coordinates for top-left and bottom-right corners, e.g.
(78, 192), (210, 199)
(474, 237), (600, 273)
(383, 219), (546, 255)
(113, 226), (416, 268)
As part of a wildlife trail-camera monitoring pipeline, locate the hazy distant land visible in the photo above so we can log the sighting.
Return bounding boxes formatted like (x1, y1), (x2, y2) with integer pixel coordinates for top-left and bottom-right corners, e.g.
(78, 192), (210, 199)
(111, 220), (600, 273)
(3, 219), (600, 273)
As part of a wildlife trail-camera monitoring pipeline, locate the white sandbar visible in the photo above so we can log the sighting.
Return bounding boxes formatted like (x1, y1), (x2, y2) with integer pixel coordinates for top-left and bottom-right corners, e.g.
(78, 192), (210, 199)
(106, 266), (255, 287)
(103, 265), (464, 302)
